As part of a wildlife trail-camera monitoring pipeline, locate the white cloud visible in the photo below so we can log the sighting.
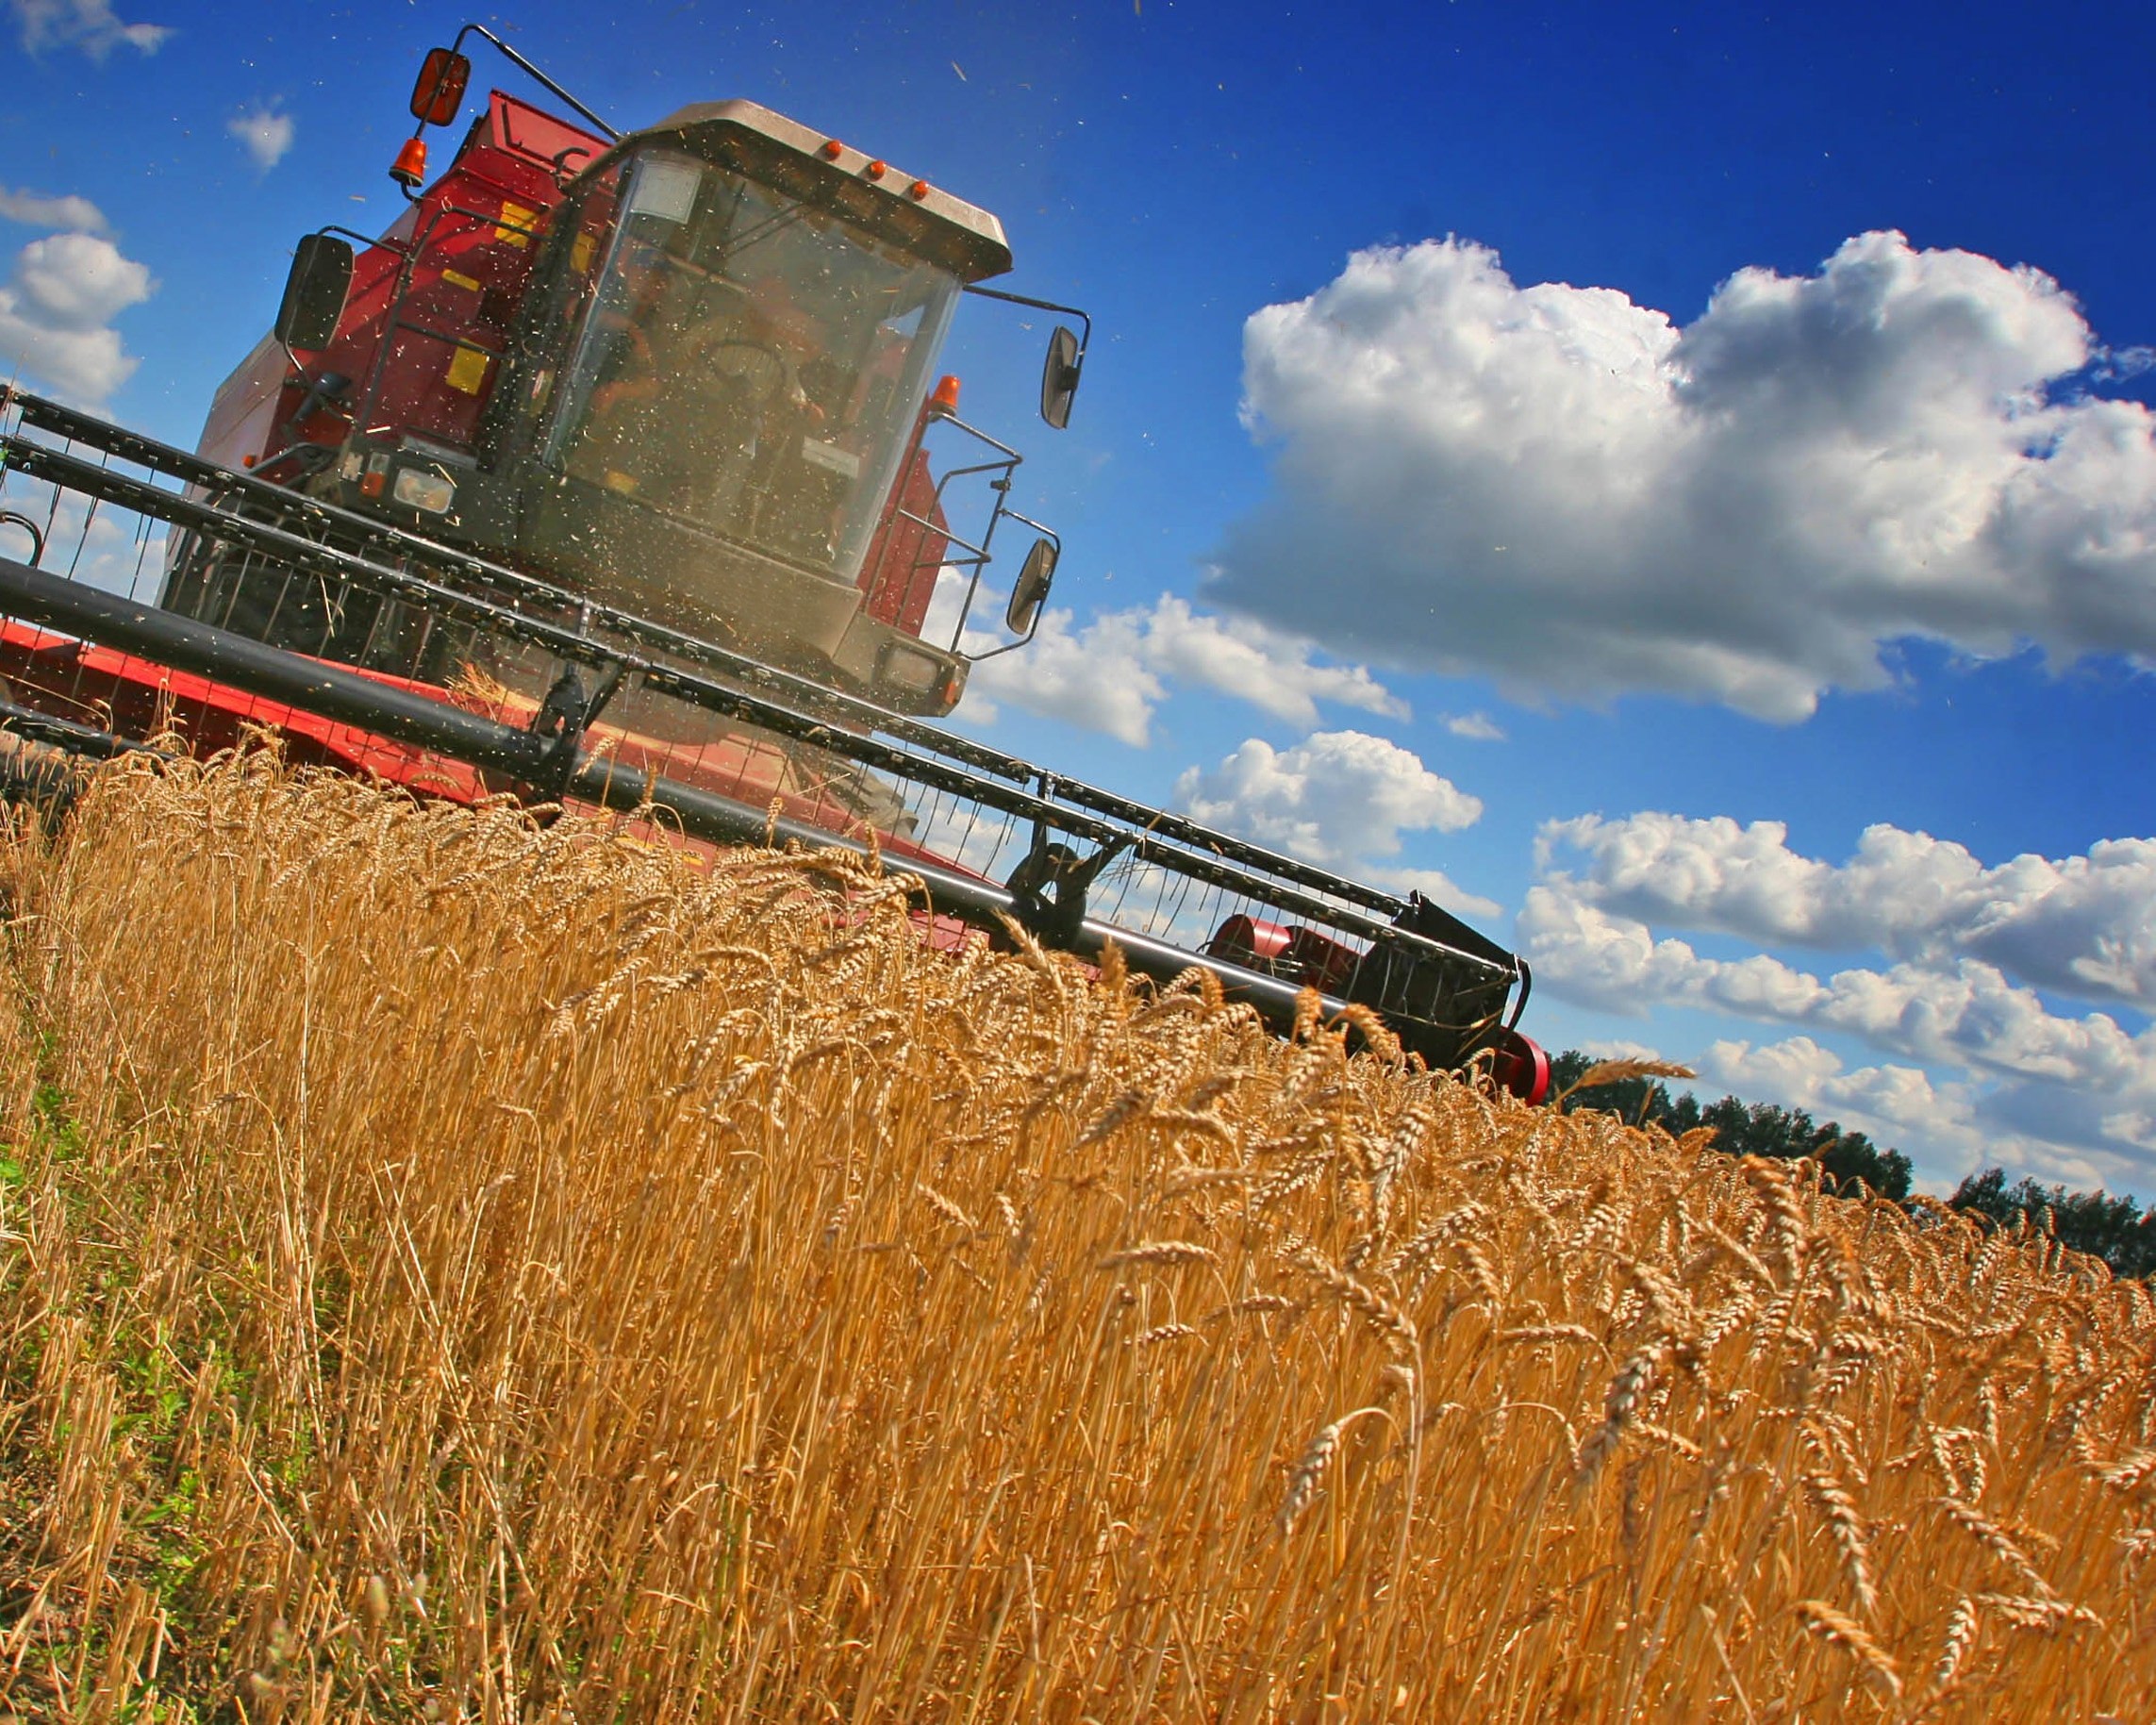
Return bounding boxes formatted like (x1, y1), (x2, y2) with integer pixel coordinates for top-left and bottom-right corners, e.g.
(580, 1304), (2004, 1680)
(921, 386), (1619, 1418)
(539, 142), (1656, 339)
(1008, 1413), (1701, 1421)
(228, 108), (295, 174)
(0, 226), (156, 403)
(1517, 881), (2156, 1166)
(1210, 231), (2156, 722)
(11, 229), (152, 328)
(941, 575), (1405, 747)
(1174, 730), (1481, 869)
(1700, 1036), (1965, 1141)
(1541, 812), (2156, 1010)
(962, 599), (1161, 747)
(10, 0), (168, 57)
(1695, 1037), (2126, 1191)
(1573, 1037), (1668, 1065)
(1137, 596), (1406, 728)
(1443, 711), (1505, 741)
(0, 188), (108, 234)
(1367, 865), (1501, 921)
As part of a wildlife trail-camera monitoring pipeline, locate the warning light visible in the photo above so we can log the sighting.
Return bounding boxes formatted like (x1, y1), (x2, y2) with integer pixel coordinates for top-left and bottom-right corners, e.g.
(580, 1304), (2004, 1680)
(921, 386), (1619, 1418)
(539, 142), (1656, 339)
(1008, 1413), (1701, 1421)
(821, 139), (843, 159)
(908, 180), (931, 201)
(865, 159), (887, 180)
(390, 135), (429, 191)
(929, 374), (961, 417)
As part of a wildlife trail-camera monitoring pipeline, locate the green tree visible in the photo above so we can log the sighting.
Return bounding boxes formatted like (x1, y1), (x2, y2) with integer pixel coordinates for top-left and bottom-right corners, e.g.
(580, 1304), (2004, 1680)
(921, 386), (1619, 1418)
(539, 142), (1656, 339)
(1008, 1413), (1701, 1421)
(1949, 1168), (2156, 1279)
(1547, 1050), (1914, 1201)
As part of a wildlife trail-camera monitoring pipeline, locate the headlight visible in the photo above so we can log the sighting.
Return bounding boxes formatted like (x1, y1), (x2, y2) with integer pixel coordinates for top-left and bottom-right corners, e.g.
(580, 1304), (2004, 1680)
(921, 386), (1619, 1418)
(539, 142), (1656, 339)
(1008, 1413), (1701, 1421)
(392, 466), (456, 514)
(879, 644), (944, 694)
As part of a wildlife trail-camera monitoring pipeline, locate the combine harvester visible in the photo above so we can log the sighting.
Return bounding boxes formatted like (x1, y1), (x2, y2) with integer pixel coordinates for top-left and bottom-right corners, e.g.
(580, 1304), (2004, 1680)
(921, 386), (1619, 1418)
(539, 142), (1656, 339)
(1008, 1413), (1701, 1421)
(0, 27), (1546, 1101)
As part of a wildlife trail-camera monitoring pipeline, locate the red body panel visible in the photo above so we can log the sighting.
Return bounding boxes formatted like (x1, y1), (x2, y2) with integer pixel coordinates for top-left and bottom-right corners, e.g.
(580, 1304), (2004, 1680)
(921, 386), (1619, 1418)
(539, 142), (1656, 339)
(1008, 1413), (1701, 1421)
(330, 93), (597, 457)
(857, 446), (950, 634)
(0, 620), (971, 882)
(201, 93), (599, 473)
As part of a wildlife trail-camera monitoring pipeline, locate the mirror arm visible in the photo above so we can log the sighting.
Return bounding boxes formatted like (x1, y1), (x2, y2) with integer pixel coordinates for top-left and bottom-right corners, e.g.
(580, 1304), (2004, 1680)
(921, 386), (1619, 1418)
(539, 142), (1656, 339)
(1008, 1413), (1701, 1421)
(960, 286), (1092, 364)
(969, 513), (1060, 662)
(446, 21), (622, 141)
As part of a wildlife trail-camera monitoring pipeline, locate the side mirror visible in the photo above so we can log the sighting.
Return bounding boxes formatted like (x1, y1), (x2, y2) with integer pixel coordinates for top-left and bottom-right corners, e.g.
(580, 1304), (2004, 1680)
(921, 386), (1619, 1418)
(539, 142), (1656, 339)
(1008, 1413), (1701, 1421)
(1039, 324), (1083, 430)
(410, 46), (472, 126)
(1006, 537), (1058, 637)
(274, 234), (355, 352)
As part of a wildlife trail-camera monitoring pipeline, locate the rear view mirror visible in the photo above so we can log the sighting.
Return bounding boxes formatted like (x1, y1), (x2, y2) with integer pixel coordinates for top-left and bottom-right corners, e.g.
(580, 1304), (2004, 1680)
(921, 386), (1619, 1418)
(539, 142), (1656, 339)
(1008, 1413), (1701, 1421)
(1006, 537), (1058, 637)
(410, 46), (472, 126)
(274, 234), (355, 352)
(1039, 325), (1083, 430)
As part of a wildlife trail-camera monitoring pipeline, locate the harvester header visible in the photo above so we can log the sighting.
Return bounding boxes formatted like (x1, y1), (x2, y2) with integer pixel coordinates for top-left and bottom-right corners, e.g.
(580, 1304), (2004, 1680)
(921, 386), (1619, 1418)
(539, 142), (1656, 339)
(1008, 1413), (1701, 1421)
(0, 24), (1546, 1101)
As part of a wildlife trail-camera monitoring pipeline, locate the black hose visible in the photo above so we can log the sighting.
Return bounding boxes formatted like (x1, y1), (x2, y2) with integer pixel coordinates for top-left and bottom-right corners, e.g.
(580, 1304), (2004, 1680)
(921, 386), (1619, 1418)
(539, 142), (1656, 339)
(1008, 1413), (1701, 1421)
(0, 511), (43, 566)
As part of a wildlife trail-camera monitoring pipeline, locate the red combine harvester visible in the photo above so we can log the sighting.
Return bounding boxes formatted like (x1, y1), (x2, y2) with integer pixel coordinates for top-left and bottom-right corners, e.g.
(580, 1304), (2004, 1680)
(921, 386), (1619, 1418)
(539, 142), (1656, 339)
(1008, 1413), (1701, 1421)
(0, 27), (1547, 1100)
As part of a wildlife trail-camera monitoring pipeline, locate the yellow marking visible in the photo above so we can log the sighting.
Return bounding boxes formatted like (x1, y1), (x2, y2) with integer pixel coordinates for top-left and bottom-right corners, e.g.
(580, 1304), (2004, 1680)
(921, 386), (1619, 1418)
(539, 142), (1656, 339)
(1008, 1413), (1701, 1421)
(444, 344), (491, 394)
(440, 268), (482, 292)
(603, 470), (639, 495)
(495, 201), (536, 247)
(572, 232), (594, 274)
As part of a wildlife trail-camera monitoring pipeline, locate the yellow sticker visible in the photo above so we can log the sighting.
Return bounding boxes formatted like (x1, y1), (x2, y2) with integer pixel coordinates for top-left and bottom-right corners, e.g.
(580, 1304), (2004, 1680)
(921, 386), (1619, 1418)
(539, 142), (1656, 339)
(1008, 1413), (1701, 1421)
(571, 232), (594, 274)
(495, 201), (536, 247)
(440, 268), (481, 292)
(603, 469), (639, 495)
(445, 344), (491, 395)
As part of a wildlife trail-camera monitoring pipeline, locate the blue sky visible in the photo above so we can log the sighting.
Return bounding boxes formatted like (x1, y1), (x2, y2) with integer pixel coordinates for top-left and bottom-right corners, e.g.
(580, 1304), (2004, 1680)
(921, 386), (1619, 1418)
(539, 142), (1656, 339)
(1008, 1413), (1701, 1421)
(7, 0), (2156, 1199)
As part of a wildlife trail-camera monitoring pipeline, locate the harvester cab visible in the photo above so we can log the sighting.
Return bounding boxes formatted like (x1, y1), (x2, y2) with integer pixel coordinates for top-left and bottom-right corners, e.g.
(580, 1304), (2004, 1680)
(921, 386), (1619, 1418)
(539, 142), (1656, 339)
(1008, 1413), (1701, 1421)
(0, 25), (1549, 1102)
(167, 26), (1082, 720)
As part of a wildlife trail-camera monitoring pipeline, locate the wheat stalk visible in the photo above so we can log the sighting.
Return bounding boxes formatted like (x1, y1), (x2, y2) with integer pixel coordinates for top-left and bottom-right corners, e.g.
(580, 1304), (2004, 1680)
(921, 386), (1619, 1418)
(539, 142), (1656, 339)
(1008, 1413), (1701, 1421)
(1793, 1599), (1901, 1697)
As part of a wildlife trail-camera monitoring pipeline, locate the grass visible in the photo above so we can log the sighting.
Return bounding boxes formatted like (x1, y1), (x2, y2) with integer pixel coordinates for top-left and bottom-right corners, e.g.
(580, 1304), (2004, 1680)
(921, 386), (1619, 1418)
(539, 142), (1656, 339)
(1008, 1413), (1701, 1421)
(0, 752), (2149, 1719)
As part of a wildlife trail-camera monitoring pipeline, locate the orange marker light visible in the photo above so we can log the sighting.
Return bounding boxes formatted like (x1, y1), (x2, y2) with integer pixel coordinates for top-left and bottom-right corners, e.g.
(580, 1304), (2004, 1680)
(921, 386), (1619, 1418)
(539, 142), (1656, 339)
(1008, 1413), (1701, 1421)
(820, 139), (843, 159)
(865, 159), (887, 180)
(929, 374), (961, 417)
(390, 135), (429, 190)
(908, 179), (931, 201)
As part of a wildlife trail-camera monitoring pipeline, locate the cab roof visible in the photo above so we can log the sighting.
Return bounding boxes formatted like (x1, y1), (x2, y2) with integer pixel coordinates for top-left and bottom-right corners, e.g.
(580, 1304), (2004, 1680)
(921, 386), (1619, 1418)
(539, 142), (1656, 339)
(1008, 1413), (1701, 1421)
(600, 99), (1013, 284)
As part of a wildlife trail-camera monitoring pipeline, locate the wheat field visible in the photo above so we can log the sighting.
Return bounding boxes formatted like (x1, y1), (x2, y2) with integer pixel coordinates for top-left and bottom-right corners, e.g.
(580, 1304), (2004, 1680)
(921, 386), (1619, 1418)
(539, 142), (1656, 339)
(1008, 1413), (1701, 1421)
(0, 755), (2149, 1721)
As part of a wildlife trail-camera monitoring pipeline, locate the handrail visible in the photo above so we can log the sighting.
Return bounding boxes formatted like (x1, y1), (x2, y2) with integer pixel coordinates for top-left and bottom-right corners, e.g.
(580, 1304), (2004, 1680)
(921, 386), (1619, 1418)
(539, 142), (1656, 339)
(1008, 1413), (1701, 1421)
(0, 430), (1511, 983)
(0, 386), (1434, 920)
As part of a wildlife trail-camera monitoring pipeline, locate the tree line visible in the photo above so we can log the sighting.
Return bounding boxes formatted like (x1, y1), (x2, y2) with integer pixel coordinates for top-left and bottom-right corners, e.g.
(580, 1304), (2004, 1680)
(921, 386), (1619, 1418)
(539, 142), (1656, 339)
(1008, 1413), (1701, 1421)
(1547, 1050), (2156, 1279)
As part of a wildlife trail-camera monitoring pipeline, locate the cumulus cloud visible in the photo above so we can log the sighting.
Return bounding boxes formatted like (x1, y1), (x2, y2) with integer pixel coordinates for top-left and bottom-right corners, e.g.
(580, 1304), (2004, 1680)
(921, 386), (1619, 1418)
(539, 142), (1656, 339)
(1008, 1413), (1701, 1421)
(1173, 730), (1481, 869)
(1136, 596), (1406, 727)
(1209, 231), (2156, 722)
(10, 0), (168, 57)
(1694, 1037), (2129, 1190)
(1443, 711), (1505, 742)
(1574, 1037), (1669, 1065)
(0, 224), (156, 403)
(1368, 865), (1501, 921)
(1541, 812), (2156, 1010)
(959, 599), (1161, 746)
(0, 188), (109, 234)
(1517, 880), (2156, 1158)
(1700, 1036), (1969, 1142)
(942, 578), (1405, 747)
(228, 108), (295, 174)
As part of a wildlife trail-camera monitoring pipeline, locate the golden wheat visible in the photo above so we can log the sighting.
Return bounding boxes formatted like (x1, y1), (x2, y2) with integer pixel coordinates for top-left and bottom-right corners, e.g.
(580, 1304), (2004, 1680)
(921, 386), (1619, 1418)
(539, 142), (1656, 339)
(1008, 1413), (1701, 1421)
(0, 755), (2149, 1719)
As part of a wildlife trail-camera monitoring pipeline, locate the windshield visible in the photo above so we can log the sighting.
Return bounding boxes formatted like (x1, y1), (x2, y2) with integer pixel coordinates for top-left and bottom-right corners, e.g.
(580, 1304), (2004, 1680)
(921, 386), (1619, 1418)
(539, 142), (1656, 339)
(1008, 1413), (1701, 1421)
(546, 149), (960, 582)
